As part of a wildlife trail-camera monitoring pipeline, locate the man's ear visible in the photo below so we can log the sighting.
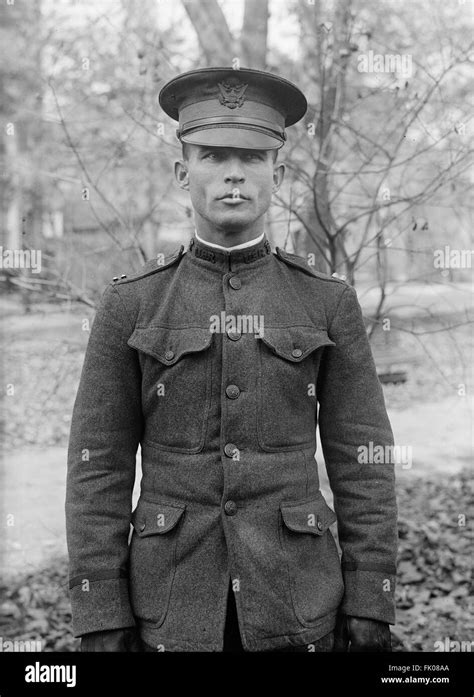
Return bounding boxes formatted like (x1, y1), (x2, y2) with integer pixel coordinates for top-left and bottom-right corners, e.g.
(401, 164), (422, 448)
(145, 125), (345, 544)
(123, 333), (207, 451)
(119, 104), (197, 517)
(272, 162), (285, 193)
(174, 160), (189, 191)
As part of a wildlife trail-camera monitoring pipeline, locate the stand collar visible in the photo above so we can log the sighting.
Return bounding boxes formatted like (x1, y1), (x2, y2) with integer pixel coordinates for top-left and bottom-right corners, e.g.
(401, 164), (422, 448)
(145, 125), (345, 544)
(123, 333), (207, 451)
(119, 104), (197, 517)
(187, 233), (272, 272)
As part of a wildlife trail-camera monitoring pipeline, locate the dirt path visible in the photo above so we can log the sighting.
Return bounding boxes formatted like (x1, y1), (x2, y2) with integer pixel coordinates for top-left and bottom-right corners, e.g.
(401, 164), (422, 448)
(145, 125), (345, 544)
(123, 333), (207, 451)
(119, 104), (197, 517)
(1, 448), (143, 581)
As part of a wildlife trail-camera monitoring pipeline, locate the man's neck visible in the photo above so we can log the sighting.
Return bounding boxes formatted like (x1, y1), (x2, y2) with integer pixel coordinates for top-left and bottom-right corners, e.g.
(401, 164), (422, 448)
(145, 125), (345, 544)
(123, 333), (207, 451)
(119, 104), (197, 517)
(194, 228), (265, 251)
(193, 211), (267, 249)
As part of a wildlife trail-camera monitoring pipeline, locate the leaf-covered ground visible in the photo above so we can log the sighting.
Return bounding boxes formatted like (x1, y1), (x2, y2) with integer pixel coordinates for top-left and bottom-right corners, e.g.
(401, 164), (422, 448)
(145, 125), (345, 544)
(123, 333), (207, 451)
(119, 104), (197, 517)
(392, 468), (473, 652)
(1, 468), (471, 652)
(0, 557), (79, 652)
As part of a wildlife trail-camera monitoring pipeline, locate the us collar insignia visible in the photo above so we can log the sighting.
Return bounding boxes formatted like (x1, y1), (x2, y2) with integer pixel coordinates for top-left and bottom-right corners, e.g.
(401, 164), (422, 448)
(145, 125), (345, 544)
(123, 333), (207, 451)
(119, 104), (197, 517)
(217, 79), (248, 109)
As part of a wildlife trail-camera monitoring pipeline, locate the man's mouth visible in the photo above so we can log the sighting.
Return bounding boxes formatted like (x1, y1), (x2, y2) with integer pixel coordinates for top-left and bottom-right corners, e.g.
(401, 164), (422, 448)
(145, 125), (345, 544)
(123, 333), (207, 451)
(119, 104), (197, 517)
(218, 192), (250, 202)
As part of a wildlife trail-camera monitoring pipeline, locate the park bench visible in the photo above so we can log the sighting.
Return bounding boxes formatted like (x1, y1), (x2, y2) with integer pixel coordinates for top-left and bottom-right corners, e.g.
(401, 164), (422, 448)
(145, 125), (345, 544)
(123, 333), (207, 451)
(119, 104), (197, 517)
(371, 346), (424, 384)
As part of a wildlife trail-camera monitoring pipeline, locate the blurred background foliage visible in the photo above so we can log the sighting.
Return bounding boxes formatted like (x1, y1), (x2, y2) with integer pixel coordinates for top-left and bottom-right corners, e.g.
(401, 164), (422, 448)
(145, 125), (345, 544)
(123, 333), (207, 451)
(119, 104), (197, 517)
(0, 0), (472, 298)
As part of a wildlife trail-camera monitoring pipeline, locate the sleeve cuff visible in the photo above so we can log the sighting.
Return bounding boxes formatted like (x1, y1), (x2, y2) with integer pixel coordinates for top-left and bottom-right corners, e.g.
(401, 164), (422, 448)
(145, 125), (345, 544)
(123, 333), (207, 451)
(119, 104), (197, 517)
(69, 576), (136, 637)
(341, 567), (396, 625)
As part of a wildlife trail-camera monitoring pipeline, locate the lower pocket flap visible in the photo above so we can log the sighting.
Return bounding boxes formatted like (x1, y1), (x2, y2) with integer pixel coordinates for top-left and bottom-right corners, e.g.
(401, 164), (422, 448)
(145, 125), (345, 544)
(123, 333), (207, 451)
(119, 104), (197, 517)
(131, 499), (186, 537)
(280, 492), (337, 535)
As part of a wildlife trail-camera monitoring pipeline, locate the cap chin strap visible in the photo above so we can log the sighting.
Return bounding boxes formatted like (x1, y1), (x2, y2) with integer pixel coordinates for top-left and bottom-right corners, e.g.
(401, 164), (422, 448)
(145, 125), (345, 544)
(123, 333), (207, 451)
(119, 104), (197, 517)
(177, 123), (286, 143)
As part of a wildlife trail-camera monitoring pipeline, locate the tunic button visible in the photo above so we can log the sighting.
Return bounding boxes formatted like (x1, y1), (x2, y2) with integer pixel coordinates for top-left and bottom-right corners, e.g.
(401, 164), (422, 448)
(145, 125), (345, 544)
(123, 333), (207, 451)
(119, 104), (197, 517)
(164, 350), (175, 361)
(225, 384), (240, 399)
(224, 443), (238, 458)
(291, 347), (303, 358)
(224, 500), (238, 516)
(317, 521), (323, 531)
(227, 329), (242, 341)
(139, 522), (146, 532)
(229, 276), (242, 290)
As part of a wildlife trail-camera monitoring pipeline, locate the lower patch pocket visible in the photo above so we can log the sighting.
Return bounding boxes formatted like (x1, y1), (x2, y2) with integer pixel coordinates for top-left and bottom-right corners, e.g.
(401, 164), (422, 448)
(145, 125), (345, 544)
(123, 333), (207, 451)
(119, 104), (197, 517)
(129, 498), (186, 626)
(279, 491), (344, 627)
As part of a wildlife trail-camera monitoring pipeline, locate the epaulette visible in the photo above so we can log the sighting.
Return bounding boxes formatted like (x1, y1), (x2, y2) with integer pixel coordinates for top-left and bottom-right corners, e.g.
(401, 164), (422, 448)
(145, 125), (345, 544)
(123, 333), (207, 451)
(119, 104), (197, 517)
(274, 247), (348, 285)
(111, 245), (185, 285)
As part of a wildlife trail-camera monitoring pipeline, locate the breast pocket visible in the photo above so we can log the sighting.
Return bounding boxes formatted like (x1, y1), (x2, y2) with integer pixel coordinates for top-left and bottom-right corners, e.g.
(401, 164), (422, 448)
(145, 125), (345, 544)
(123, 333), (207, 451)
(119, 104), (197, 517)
(127, 326), (213, 452)
(279, 492), (344, 627)
(256, 326), (335, 450)
(129, 498), (186, 626)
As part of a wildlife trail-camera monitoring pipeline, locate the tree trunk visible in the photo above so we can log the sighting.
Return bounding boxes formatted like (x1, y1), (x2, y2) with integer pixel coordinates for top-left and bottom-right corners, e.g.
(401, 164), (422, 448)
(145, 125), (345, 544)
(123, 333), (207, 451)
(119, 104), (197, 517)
(4, 125), (22, 252)
(182, 0), (236, 64)
(240, 0), (269, 69)
(182, 0), (269, 68)
(298, 0), (353, 277)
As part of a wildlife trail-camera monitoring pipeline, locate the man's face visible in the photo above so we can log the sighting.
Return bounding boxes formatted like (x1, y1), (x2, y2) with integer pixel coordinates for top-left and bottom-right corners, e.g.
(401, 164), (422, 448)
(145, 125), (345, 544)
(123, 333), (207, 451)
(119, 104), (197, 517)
(175, 145), (284, 232)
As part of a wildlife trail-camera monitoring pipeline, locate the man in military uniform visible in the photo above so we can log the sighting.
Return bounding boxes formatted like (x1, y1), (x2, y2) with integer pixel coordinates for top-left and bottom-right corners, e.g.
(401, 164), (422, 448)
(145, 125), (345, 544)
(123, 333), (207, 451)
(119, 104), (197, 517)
(66, 67), (398, 652)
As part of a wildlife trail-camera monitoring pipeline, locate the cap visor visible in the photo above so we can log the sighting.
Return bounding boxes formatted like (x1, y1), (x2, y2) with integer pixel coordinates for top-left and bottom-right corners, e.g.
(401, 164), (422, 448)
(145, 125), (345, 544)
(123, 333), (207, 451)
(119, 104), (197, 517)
(181, 127), (282, 150)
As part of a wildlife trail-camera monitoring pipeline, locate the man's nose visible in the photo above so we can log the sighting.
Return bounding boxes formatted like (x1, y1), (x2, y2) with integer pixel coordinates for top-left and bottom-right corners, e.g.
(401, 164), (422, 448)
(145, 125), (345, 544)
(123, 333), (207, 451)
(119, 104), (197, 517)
(224, 158), (245, 184)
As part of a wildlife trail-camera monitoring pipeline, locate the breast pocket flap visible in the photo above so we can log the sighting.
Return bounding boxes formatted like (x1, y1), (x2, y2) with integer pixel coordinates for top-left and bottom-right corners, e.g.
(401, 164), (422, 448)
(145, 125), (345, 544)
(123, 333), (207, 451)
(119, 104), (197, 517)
(259, 326), (335, 362)
(127, 326), (213, 365)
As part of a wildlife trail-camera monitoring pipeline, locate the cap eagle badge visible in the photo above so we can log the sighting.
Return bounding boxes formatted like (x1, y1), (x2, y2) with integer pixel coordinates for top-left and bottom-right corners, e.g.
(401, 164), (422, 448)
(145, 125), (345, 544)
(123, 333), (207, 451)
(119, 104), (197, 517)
(217, 79), (248, 109)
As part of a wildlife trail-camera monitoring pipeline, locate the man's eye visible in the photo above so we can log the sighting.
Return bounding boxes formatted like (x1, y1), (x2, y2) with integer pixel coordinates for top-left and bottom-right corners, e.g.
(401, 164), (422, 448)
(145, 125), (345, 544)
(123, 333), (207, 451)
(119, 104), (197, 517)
(245, 152), (263, 161)
(203, 152), (219, 160)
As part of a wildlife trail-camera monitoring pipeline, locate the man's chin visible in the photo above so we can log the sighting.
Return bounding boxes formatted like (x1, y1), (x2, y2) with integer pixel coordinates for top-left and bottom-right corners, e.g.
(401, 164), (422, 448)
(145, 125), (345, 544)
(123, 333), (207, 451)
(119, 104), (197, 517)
(211, 212), (256, 231)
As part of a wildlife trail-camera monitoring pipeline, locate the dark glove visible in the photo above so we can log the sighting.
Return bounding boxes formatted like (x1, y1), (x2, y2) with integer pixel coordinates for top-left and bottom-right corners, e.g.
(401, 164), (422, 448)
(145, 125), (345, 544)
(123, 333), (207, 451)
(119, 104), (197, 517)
(334, 614), (392, 652)
(81, 626), (142, 652)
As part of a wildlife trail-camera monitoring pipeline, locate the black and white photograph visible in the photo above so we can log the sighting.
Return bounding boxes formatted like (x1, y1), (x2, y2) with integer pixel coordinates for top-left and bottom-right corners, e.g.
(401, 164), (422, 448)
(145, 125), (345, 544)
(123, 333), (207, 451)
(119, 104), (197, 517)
(0, 0), (472, 691)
